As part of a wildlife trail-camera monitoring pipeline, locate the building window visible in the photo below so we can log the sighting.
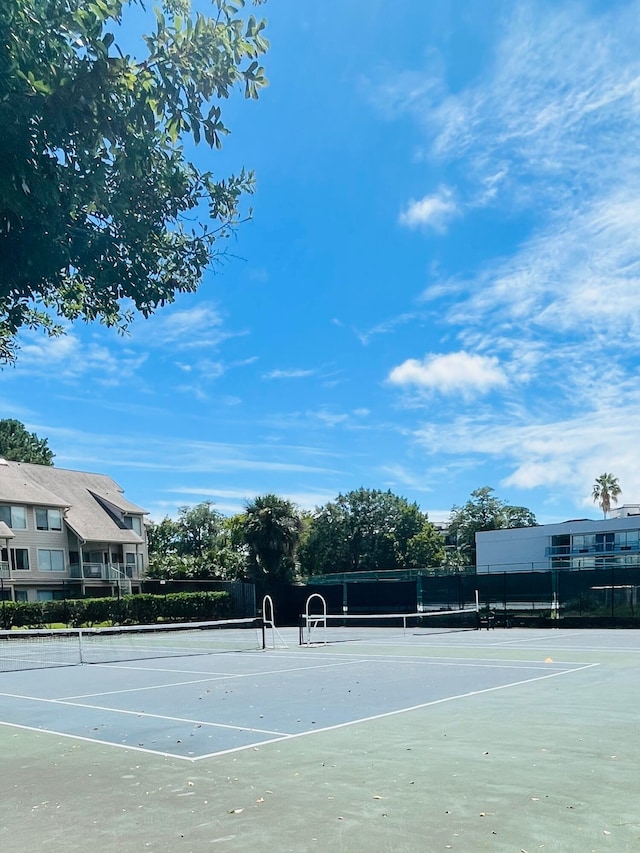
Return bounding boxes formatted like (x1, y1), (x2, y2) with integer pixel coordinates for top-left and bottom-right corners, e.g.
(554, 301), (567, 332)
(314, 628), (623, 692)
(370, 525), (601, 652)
(15, 590), (28, 602)
(125, 553), (136, 577)
(0, 505), (26, 529)
(38, 549), (65, 572)
(1, 548), (29, 571)
(123, 516), (143, 535)
(14, 548), (29, 570)
(35, 508), (63, 531)
(37, 590), (65, 602)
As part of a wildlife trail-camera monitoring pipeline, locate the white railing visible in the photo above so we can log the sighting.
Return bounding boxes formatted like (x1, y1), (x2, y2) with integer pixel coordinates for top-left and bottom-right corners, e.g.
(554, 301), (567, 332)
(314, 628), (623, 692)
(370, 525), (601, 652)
(0, 561), (9, 579)
(69, 563), (142, 581)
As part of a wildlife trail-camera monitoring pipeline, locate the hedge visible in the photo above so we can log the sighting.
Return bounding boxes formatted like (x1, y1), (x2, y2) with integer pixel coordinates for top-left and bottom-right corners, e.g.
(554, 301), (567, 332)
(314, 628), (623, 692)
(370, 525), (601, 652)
(0, 591), (233, 630)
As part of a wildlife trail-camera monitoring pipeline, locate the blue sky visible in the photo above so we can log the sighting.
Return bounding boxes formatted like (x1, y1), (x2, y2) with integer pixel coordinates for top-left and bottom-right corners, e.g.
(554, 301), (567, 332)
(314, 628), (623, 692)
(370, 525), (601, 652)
(3, 0), (640, 524)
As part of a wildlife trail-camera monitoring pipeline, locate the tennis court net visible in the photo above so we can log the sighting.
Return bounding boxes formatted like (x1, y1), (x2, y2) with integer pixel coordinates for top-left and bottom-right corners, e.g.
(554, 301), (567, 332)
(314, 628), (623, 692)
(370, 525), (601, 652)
(299, 609), (479, 645)
(0, 617), (265, 673)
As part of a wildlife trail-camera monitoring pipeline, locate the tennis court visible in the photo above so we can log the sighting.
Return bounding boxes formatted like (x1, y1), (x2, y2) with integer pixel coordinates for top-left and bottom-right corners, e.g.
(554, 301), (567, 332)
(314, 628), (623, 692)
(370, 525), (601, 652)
(1, 622), (639, 851)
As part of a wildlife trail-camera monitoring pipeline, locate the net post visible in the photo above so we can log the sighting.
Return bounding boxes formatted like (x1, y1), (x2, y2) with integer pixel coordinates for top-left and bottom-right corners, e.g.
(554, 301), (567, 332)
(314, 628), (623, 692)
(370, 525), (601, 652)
(78, 628), (84, 664)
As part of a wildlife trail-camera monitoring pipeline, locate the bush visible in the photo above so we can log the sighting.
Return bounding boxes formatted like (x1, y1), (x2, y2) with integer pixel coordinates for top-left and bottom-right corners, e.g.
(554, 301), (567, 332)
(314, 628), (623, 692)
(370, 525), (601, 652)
(0, 591), (233, 629)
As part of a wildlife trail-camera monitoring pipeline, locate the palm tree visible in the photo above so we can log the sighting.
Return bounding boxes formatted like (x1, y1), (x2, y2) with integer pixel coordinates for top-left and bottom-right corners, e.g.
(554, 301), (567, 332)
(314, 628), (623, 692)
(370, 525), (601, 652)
(242, 494), (303, 592)
(592, 473), (621, 518)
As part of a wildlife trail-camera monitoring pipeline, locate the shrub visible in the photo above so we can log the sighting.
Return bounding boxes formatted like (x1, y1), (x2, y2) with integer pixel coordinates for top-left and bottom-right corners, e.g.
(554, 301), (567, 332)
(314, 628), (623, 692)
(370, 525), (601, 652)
(0, 591), (233, 629)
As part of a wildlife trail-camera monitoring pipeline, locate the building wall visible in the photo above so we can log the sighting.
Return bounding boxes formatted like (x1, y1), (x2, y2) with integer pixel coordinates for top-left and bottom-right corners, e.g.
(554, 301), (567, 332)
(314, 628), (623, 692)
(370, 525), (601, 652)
(476, 515), (640, 574)
(1, 503), (146, 601)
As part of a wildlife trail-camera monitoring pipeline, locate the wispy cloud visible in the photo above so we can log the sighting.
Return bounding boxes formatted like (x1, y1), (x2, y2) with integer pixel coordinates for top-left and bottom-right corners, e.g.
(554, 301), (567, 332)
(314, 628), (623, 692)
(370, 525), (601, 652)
(6, 332), (147, 383)
(164, 485), (339, 512)
(396, 5), (640, 207)
(41, 426), (342, 477)
(355, 312), (424, 346)
(141, 301), (247, 350)
(399, 186), (458, 231)
(373, 2), (640, 505)
(263, 368), (316, 380)
(388, 351), (508, 398)
(409, 392), (640, 516)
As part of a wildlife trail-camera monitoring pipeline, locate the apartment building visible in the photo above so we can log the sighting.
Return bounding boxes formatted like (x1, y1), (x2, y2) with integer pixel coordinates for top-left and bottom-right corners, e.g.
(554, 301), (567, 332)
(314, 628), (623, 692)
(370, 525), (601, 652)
(0, 459), (148, 601)
(475, 505), (640, 574)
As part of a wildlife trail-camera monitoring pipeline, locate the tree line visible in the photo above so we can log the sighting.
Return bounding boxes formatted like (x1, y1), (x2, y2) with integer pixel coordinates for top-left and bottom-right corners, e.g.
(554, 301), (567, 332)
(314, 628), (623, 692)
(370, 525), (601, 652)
(0, 419), (624, 592)
(145, 486), (540, 593)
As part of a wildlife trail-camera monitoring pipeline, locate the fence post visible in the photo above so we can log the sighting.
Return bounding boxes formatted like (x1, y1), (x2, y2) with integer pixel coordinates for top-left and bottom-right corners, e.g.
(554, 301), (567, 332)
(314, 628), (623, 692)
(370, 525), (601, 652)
(611, 564), (615, 619)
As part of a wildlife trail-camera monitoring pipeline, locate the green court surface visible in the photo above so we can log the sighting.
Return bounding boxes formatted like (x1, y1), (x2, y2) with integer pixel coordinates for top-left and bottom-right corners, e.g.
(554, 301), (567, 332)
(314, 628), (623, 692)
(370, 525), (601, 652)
(0, 628), (639, 852)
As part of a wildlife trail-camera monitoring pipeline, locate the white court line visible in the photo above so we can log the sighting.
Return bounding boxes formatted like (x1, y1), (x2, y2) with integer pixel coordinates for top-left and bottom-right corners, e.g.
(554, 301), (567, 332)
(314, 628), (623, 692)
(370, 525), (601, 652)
(0, 719), (198, 761)
(191, 662), (600, 761)
(483, 631), (587, 646)
(0, 689), (291, 736)
(271, 648), (595, 668)
(57, 658), (366, 701)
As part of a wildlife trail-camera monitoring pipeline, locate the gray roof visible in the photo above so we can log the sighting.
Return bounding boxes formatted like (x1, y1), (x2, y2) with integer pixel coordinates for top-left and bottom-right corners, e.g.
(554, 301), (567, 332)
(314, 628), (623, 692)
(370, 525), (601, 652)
(0, 461), (147, 545)
(0, 459), (69, 507)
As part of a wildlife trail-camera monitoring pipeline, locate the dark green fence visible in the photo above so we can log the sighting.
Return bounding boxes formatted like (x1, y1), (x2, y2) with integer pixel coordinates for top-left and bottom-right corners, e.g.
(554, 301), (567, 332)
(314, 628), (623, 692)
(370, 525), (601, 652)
(286, 567), (640, 626)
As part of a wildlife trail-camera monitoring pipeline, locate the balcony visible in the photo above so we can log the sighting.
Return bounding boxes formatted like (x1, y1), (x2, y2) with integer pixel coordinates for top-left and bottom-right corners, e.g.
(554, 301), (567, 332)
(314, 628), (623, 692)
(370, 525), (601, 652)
(546, 544), (640, 557)
(0, 561), (9, 579)
(69, 563), (142, 581)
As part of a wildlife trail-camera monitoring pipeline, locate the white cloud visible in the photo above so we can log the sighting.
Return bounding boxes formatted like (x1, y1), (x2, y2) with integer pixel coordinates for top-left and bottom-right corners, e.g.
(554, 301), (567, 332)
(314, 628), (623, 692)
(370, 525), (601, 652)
(315, 410), (350, 428)
(410, 398), (640, 518)
(355, 312), (424, 346)
(264, 368), (315, 380)
(388, 351), (508, 397)
(399, 186), (458, 231)
(164, 485), (338, 513)
(141, 301), (246, 350)
(11, 332), (147, 383)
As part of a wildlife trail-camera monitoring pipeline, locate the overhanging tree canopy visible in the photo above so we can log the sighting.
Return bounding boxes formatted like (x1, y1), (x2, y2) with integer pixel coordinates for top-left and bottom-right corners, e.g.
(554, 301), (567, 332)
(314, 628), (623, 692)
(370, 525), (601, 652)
(0, 0), (268, 363)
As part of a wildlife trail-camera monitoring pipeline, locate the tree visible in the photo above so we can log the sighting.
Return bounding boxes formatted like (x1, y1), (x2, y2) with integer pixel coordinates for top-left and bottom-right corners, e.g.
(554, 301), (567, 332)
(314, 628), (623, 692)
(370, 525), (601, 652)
(174, 501), (223, 559)
(0, 418), (54, 464)
(592, 473), (621, 518)
(448, 487), (537, 567)
(0, 0), (269, 363)
(241, 494), (303, 592)
(146, 516), (180, 557)
(404, 527), (446, 570)
(146, 501), (244, 579)
(298, 488), (444, 575)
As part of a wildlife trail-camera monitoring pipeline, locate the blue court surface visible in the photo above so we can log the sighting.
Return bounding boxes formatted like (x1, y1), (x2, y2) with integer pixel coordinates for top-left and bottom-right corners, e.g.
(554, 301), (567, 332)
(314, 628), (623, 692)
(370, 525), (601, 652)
(0, 627), (597, 760)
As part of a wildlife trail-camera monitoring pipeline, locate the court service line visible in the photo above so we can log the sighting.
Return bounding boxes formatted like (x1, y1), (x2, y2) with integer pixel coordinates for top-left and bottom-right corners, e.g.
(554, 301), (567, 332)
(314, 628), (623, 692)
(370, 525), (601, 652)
(278, 648), (595, 668)
(485, 631), (587, 646)
(0, 689), (292, 736)
(191, 661), (600, 761)
(58, 658), (367, 701)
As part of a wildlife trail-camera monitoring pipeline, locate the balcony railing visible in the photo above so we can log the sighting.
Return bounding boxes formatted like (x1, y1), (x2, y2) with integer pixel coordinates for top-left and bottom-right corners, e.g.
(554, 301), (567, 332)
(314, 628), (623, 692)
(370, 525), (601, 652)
(69, 563), (142, 581)
(546, 544), (640, 557)
(0, 561), (9, 579)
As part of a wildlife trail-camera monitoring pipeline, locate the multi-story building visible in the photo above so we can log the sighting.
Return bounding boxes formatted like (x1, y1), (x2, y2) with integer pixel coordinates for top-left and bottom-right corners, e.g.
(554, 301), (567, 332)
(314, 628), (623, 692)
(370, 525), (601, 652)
(475, 505), (640, 574)
(0, 459), (148, 601)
